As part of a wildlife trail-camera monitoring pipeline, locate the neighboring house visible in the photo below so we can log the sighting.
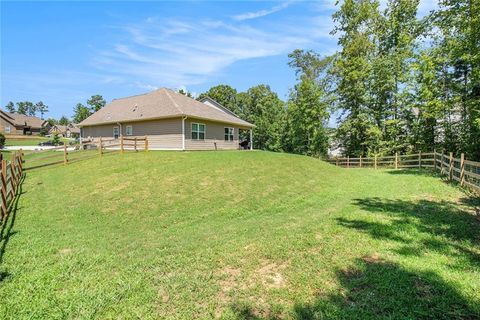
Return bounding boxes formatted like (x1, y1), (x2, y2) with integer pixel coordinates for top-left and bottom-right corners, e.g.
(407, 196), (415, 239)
(49, 124), (80, 138)
(78, 88), (254, 150)
(0, 110), (49, 135)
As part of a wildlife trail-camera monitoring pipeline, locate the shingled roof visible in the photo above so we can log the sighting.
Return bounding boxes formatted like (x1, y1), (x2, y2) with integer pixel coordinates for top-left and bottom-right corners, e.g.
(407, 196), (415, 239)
(78, 88), (254, 127)
(0, 111), (46, 129)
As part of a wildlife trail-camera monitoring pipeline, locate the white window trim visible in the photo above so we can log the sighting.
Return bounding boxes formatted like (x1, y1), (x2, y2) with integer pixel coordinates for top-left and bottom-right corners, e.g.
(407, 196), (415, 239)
(126, 125), (133, 136)
(5, 126), (11, 134)
(113, 126), (120, 138)
(224, 127), (234, 142)
(191, 122), (206, 141)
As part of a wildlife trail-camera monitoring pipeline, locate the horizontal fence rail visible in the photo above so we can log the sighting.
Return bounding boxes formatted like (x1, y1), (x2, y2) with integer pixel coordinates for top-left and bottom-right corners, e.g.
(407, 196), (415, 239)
(22, 136), (149, 171)
(327, 151), (480, 194)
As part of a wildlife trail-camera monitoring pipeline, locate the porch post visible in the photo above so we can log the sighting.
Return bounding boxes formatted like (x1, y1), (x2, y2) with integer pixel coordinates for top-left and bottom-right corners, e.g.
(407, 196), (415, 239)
(249, 129), (253, 150)
(182, 116), (186, 151)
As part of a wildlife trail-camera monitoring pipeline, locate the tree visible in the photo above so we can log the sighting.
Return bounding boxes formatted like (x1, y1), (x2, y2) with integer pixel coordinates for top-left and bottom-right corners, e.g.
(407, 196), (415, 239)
(46, 118), (58, 126)
(331, 0), (380, 156)
(178, 88), (193, 98)
(240, 85), (285, 151)
(285, 78), (330, 156)
(72, 103), (91, 123)
(35, 101), (48, 119)
(5, 101), (15, 113)
(59, 116), (69, 125)
(52, 133), (61, 146)
(288, 49), (332, 81)
(16, 101), (34, 115)
(87, 95), (106, 113)
(0, 133), (5, 148)
(198, 85), (241, 115)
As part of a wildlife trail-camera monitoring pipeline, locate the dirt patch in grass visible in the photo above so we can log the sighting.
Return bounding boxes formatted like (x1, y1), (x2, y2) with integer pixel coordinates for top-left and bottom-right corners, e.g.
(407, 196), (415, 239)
(255, 259), (288, 289)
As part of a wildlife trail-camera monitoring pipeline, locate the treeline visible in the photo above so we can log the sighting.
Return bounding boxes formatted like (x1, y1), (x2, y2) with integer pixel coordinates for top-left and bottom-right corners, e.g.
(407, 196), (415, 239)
(329, 0), (479, 159)
(4, 94), (107, 128)
(4, 101), (49, 119)
(195, 0), (479, 160)
(194, 72), (329, 157)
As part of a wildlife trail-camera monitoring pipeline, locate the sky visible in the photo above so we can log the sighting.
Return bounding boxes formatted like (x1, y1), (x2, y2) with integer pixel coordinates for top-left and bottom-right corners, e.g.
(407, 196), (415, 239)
(0, 1), (438, 121)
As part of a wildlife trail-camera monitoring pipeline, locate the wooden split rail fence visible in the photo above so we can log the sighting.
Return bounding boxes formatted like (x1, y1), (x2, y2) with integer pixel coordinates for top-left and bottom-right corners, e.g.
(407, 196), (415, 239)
(22, 136), (149, 171)
(327, 151), (480, 194)
(0, 150), (24, 223)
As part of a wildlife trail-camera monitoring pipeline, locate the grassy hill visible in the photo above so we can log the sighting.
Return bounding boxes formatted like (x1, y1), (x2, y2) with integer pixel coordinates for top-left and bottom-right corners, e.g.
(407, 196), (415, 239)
(0, 151), (479, 319)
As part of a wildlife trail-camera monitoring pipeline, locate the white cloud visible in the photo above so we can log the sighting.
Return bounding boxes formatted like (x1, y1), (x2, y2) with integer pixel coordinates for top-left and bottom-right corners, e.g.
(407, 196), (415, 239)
(94, 14), (334, 90)
(232, 1), (293, 21)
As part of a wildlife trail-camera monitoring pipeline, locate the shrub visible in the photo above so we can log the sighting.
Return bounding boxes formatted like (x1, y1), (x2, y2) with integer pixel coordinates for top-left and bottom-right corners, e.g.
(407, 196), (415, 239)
(0, 133), (5, 148)
(39, 127), (49, 136)
(52, 133), (61, 146)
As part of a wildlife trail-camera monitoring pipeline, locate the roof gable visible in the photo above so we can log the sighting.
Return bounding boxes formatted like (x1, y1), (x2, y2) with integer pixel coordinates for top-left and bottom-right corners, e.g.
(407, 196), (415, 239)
(1, 110), (46, 128)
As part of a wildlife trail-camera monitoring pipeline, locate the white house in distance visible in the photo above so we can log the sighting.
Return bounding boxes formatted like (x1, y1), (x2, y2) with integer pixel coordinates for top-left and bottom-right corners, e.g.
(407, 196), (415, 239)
(78, 88), (254, 150)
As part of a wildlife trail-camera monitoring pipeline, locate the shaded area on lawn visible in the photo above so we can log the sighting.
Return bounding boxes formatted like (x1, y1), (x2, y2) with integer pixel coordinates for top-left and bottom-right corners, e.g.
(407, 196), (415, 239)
(0, 175), (24, 283)
(338, 197), (480, 268)
(293, 257), (479, 319)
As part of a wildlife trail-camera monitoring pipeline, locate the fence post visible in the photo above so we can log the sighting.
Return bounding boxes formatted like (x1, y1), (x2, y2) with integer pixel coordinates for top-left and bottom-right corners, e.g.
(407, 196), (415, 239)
(0, 160), (6, 220)
(145, 137), (148, 152)
(64, 144), (68, 165)
(347, 156), (350, 169)
(121, 135), (124, 153)
(433, 149), (437, 171)
(10, 153), (17, 196)
(449, 152), (453, 181)
(395, 152), (398, 169)
(336, 157), (339, 166)
(418, 151), (422, 169)
(359, 156), (362, 168)
(374, 155), (377, 169)
(134, 137), (137, 152)
(99, 137), (103, 156)
(460, 153), (465, 186)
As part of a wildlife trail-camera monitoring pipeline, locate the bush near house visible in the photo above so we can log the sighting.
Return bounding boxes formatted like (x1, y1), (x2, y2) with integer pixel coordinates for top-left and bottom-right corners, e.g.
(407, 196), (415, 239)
(0, 133), (5, 148)
(0, 151), (478, 319)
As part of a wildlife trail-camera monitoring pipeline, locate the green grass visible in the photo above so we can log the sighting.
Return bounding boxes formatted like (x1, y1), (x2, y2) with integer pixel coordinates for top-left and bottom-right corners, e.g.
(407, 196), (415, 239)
(4, 135), (70, 146)
(0, 151), (479, 319)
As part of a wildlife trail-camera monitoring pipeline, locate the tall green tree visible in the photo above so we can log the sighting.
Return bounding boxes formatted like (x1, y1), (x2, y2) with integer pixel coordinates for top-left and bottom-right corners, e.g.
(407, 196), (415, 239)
(16, 101), (35, 115)
(35, 101), (48, 119)
(432, 0), (480, 159)
(87, 95), (106, 113)
(331, 0), (380, 156)
(197, 85), (241, 115)
(72, 103), (91, 123)
(240, 85), (285, 151)
(5, 101), (15, 113)
(285, 79), (330, 156)
(285, 50), (332, 156)
(59, 116), (70, 125)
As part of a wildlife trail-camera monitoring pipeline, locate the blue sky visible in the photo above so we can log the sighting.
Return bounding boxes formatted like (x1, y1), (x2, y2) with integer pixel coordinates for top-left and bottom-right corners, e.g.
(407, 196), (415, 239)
(1, 1), (437, 120)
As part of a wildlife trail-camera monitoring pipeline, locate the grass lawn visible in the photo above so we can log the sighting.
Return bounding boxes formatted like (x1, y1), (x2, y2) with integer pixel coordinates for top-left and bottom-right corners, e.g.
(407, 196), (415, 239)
(4, 135), (70, 146)
(0, 151), (479, 319)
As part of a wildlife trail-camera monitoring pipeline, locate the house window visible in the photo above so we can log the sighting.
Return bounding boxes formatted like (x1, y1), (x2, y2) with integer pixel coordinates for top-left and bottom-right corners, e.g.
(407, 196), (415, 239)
(191, 123), (205, 140)
(126, 125), (133, 136)
(5, 126), (11, 134)
(224, 127), (234, 141)
(113, 126), (119, 139)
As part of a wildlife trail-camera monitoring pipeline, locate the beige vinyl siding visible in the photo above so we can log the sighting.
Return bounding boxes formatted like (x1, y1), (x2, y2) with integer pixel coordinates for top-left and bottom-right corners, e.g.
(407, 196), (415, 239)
(0, 117), (21, 135)
(82, 118), (183, 149)
(184, 119), (242, 150)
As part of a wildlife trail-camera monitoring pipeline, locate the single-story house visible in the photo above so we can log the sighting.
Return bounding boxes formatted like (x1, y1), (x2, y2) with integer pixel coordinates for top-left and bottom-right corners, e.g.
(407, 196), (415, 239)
(49, 124), (81, 138)
(0, 110), (49, 135)
(78, 88), (255, 150)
